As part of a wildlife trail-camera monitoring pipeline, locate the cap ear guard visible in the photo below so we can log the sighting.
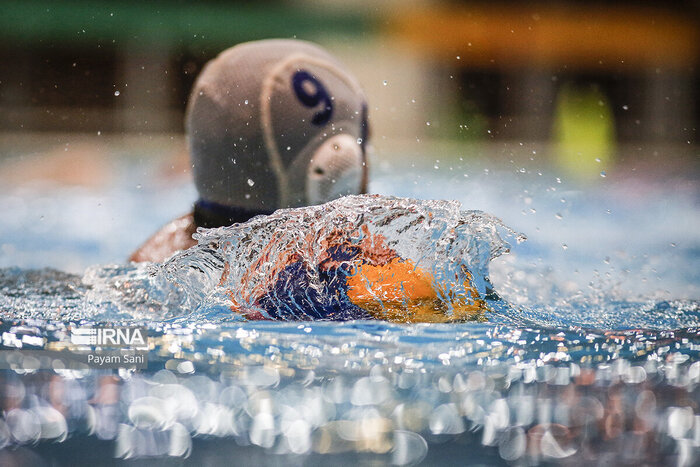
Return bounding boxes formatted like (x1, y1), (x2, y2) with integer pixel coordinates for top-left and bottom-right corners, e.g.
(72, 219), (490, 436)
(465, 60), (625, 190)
(306, 134), (364, 206)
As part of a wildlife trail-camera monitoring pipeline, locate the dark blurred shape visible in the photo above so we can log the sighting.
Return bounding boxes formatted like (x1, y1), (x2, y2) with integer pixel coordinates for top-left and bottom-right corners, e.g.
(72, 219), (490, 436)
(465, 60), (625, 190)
(0, 0), (373, 134)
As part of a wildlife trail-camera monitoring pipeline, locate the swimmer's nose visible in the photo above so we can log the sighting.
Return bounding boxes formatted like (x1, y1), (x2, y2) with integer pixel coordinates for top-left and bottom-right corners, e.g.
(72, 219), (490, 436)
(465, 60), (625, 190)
(306, 134), (364, 205)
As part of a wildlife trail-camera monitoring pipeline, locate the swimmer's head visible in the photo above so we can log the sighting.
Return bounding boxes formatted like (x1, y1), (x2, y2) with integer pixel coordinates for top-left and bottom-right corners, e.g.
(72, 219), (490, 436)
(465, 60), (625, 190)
(187, 39), (369, 226)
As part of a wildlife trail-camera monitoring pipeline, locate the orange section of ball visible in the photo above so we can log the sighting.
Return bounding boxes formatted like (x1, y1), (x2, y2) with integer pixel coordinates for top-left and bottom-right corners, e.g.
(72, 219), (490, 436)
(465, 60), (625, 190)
(346, 257), (435, 303)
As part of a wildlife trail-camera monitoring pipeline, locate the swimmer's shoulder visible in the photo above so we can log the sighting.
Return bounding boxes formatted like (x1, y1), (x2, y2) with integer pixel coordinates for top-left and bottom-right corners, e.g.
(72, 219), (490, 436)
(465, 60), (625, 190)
(129, 213), (198, 263)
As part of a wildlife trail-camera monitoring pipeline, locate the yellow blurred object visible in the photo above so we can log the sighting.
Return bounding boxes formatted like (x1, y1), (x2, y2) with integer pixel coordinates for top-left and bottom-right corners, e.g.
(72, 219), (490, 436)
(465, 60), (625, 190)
(346, 258), (486, 323)
(553, 83), (615, 180)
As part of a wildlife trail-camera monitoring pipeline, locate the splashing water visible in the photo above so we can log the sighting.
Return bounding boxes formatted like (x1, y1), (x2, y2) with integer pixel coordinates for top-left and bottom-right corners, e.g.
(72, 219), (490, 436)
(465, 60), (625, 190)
(81, 195), (520, 323)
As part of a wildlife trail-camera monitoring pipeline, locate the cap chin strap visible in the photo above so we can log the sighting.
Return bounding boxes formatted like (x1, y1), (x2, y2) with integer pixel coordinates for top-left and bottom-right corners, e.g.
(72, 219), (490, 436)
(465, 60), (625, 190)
(194, 199), (275, 228)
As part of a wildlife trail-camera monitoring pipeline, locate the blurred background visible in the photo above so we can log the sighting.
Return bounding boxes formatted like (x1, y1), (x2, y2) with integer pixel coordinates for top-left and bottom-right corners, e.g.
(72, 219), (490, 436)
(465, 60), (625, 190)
(1, 1), (698, 161)
(0, 0), (698, 272)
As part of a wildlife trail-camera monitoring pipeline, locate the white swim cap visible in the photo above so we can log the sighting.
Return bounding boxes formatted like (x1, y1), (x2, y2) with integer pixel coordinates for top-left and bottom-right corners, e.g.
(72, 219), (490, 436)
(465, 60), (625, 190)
(187, 39), (369, 224)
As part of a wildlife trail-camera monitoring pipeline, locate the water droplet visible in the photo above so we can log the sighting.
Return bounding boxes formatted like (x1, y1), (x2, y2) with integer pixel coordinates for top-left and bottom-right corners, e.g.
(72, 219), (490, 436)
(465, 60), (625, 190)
(600, 171), (607, 177)
(556, 177), (562, 184)
(97, 131), (101, 135)
(114, 90), (120, 96)
(604, 256), (610, 264)
(136, 184), (142, 189)
(595, 158), (601, 163)
(670, 242), (677, 247)
(247, 179), (255, 187)
(244, 194), (251, 199)
(382, 80), (388, 86)
(392, 431), (428, 466)
(555, 213), (563, 220)
(519, 168), (526, 173)
(562, 244), (568, 250)
(456, 55), (461, 60)
(622, 105), (629, 110)
(426, 121), (431, 126)
(244, 99), (249, 105)
(356, 138), (363, 144)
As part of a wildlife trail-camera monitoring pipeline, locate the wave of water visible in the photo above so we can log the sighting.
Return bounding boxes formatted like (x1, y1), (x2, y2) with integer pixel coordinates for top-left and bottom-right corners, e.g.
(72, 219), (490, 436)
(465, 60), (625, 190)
(2, 194), (698, 331)
(79, 195), (522, 324)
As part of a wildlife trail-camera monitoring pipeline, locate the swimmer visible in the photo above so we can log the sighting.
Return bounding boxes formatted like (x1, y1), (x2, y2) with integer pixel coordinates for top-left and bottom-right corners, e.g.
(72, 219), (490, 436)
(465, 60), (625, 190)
(131, 39), (486, 322)
(130, 39), (370, 262)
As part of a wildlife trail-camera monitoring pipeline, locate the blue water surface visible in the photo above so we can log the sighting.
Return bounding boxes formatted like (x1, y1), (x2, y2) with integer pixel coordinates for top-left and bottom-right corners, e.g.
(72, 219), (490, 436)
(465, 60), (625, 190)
(0, 147), (699, 465)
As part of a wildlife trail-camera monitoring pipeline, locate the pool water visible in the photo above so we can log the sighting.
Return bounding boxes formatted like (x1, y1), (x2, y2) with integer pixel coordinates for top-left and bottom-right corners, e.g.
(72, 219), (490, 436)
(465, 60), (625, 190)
(0, 145), (698, 466)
